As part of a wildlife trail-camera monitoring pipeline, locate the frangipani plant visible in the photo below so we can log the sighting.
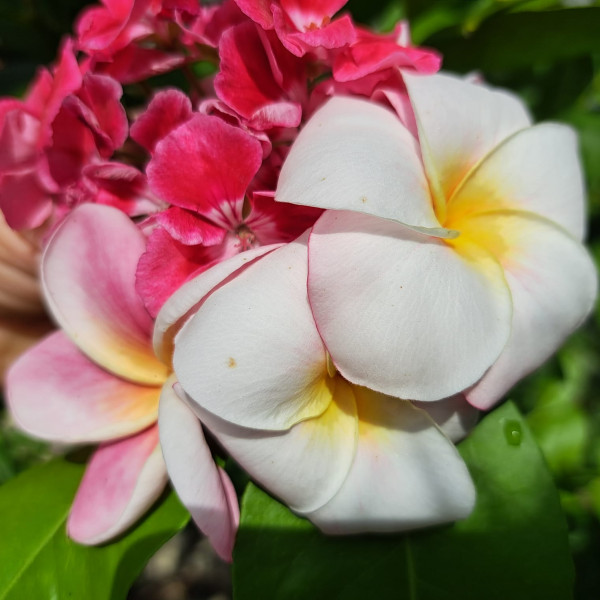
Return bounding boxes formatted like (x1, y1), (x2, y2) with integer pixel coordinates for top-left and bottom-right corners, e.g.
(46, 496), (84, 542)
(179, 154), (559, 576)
(0, 0), (599, 598)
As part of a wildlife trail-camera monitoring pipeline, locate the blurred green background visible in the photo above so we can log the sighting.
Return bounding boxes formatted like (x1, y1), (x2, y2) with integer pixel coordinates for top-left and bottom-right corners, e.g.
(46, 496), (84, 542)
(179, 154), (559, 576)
(1, 0), (600, 597)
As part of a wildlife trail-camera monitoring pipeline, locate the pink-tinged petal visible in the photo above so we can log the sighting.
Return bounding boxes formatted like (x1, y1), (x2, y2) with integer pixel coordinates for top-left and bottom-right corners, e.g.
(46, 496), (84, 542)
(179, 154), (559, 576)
(46, 107), (97, 187)
(448, 123), (586, 241)
(97, 46), (183, 84)
(234, 0), (273, 29)
(130, 89), (192, 153)
(153, 207), (226, 246)
(308, 211), (512, 401)
(37, 39), (83, 146)
(153, 243), (282, 364)
(461, 212), (597, 410)
(334, 38), (440, 82)
(273, 8), (355, 57)
(42, 204), (169, 384)
(174, 0), (247, 47)
(173, 234), (332, 430)
(68, 425), (168, 545)
(6, 331), (160, 443)
(413, 395), (478, 443)
(76, 0), (135, 53)
(280, 0), (348, 29)
(0, 108), (40, 171)
(186, 375), (357, 514)
(215, 23), (303, 129)
(159, 379), (238, 562)
(403, 72), (532, 214)
(147, 115), (262, 229)
(84, 161), (162, 216)
(306, 390), (475, 533)
(276, 96), (444, 235)
(64, 73), (128, 157)
(136, 228), (215, 319)
(246, 195), (321, 245)
(0, 169), (53, 230)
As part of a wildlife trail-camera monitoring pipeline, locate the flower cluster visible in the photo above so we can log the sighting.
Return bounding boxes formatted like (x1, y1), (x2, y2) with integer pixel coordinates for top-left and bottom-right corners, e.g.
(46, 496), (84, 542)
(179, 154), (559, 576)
(2, 0), (596, 562)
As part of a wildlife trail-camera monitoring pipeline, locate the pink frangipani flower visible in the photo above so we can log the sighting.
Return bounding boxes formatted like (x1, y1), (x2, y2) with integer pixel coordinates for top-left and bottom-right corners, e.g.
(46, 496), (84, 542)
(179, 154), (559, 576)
(6, 204), (238, 559)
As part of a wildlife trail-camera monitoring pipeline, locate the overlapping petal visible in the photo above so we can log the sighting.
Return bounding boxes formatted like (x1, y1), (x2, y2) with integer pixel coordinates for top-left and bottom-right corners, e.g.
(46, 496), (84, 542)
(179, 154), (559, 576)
(447, 123), (586, 240)
(306, 389), (475, 533)
(6, 331), (159, 443)
(189, 377), (358, 514)
(68, 424), (168, 545)
(42, 204), (168, 384)
(154, 243), (281, 364)
(460, 211), (597, 409)
(403, 71), (531, 216)
(159, 379), (239, 562)
(276, 96), (442, 234)
(172, 235), (331, 429)
(308, 211), (512, 400)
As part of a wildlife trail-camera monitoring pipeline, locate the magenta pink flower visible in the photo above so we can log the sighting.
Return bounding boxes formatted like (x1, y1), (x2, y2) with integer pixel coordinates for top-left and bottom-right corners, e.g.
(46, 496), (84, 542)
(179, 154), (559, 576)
(235, 0), (355, 56)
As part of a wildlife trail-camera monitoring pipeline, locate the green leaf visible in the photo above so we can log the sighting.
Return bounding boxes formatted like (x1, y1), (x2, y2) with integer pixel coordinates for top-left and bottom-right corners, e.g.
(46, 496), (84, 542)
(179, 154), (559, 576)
(431, 8), (600, 73)
(234, 402), (574, 600)
(0, 458), (189, 600)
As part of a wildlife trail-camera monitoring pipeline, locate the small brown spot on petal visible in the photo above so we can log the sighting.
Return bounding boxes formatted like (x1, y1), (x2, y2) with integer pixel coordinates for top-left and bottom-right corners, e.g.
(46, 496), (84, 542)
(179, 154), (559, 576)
(228, 357), (237, 368)
(360, 196), (368, 204)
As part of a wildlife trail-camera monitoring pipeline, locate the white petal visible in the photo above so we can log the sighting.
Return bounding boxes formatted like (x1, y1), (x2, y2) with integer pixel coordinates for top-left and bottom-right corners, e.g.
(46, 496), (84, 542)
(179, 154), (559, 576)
(305, 389), (475, 533)
(448, 123), (586, 241)
(413, 395), (478, 443)
(308, 211), (512, 400)
(403, 71), (531, 211)
(153, 244), (282, 364)
(173, 234), (331, 430)
(184, 377), (358, 514)
(463, 212), (597, 410)
(276, 96), (443, 233)
(159, 379), (239, 562)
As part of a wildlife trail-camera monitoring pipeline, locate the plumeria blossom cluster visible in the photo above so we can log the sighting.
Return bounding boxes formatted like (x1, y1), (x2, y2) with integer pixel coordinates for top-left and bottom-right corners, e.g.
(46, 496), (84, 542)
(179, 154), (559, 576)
(1, 0), (596, 563)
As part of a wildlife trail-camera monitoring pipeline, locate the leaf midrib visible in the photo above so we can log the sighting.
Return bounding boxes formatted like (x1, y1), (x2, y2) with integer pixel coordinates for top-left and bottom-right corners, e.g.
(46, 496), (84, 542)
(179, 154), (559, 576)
(0, 504), (70, 600)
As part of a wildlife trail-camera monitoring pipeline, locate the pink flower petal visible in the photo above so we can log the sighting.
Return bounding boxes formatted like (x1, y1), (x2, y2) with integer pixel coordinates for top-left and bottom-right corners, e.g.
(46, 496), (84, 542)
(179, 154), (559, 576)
(64, 73), (128, 157)
(135, 226), (233, 319)
(68, 424), (168, 545)
(0, 168), (53, 230)
(42, 204), (169, 385)
(273, 7), (355, 57)
(147, 115), (262, 229)
(7, 331), (160, 443)
(234, 0), (273, 29)
(215, 23), (303, 129)
(153, 207), (227, 246)
(130, 89), (192, 153)
(159, 380), (238, 561)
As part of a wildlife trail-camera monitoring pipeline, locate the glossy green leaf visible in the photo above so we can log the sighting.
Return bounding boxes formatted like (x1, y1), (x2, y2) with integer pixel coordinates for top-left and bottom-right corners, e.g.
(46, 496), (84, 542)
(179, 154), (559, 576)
(0, 458), (189, 600)
(234, 402), (573, 600)
(431, 8), (600, 72)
